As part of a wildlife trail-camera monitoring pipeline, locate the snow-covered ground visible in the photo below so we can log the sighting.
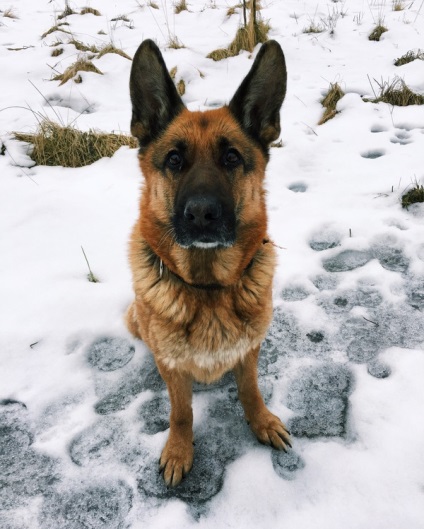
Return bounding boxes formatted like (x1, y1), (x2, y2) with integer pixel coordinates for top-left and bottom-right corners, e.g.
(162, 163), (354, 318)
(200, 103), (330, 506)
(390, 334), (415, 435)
(1, 0), (424, 527)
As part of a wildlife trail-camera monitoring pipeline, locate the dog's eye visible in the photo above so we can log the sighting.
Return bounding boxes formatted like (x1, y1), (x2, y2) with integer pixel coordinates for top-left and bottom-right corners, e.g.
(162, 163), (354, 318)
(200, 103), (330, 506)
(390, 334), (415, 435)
(166, 150), (183, 170)
(224, 148), (241, 168)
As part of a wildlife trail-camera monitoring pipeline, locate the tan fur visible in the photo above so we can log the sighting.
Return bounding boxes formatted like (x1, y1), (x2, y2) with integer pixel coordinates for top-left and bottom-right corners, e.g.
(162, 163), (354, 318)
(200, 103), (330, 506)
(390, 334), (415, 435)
(126, 82), (290, 487)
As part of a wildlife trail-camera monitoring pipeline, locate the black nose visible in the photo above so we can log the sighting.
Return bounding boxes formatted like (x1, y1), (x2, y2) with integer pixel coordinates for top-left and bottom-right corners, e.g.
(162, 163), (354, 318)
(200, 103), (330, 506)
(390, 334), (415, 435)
(183, 196), (222, 228)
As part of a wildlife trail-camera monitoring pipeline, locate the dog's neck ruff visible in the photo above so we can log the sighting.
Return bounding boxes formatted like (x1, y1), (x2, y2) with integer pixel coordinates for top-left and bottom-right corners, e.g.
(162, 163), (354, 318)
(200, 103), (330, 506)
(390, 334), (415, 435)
(151, 241), (271, 292)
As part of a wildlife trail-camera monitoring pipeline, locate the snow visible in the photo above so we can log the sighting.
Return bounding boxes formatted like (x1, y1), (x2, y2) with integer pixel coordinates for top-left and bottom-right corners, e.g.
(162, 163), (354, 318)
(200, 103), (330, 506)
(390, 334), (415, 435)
(1, 0), (424, 527)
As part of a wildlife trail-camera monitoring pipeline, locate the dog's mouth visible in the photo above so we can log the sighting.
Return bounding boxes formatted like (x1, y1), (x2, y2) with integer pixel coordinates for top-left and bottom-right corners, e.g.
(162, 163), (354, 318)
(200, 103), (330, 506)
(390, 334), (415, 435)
(172, 194), (236, 250)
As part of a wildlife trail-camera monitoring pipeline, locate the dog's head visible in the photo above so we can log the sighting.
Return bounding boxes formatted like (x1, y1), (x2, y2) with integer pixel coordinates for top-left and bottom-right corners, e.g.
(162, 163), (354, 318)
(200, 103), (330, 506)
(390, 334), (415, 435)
(130, 39), (286, 283)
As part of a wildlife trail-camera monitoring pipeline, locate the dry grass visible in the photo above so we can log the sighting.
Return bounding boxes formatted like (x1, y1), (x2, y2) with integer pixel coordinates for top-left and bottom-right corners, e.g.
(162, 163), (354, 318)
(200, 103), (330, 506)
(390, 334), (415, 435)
(52, 58), (103, 85)
(174, 0), (188, 14)
(80, 7), (101, 16)
(111, 14), (130, 22)
(51, 47), (64, 57)
(303, 21), (324, 33)
(97, 44), (131, 60)
(2, 7), (18, 19)
(168, 35), (185, 49)
(402, 183), (424, 208)
(369, 24), (388, 41)
(392, 0), (404, 11)
(14, 120), (137, 168)
(68, 39), (100, 53)
(226, 4), (242, 17)
(208, 16), (270, 60)
(41, 23), (71, 39)
(394, 49), (424, 66)
(318, 82), (345, 124)
(58, 5), (76, 19)
(148, 1), (159, 8)
(169, 66), (178, 79)
(177, 79), (185, 96)
(365, 77), (424, 106)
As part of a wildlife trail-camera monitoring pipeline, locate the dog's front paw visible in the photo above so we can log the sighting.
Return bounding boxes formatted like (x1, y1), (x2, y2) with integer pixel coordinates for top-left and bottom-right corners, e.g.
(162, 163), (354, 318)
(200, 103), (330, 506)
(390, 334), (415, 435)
(159, 437), (194, 487)
(249, 410), (292, 452)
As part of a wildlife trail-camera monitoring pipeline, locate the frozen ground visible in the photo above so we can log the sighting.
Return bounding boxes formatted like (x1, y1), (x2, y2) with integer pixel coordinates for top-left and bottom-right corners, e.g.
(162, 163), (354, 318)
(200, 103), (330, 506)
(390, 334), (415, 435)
(1, 0), (424, 528)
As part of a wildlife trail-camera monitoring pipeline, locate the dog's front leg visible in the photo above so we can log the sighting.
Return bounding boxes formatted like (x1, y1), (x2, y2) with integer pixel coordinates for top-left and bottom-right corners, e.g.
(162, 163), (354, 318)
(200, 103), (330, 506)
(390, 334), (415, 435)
(157, 362), (194, 487)
(234, 346), (291, 451)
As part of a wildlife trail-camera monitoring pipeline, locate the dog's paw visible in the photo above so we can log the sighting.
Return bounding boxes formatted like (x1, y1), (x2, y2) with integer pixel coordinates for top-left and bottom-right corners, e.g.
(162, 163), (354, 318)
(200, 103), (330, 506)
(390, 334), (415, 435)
(159, 438), (194, 487)
(249, 410), (292, 452)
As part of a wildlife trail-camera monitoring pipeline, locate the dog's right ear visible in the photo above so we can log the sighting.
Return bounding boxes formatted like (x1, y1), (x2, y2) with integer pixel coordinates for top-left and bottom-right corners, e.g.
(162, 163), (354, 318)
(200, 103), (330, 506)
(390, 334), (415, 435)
(130, 40), (185, 148)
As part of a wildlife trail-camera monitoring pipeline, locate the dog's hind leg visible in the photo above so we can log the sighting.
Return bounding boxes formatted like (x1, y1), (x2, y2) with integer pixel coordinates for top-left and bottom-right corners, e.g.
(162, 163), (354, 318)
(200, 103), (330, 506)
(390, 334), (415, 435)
(157, 363), (194, 487)
(234, 346), (292, 451)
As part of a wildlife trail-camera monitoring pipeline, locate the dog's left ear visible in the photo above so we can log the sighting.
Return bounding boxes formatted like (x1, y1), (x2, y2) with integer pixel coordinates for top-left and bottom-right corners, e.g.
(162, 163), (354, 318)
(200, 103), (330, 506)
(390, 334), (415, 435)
(229, 40), (287, 148)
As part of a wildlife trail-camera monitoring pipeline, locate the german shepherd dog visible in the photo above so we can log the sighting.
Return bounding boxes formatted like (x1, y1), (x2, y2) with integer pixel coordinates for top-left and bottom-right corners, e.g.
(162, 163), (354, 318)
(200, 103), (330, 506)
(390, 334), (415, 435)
(126, 39), (290, 486)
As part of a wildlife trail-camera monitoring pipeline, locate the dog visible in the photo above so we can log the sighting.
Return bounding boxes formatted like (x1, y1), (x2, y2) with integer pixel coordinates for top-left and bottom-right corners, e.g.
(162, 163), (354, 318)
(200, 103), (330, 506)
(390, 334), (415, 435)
(126, 39), (290, 487)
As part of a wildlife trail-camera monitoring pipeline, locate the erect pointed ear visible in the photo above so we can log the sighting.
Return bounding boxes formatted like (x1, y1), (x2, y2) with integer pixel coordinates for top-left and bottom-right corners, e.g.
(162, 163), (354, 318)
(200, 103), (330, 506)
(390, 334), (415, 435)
(228, 40), (287, 149)
(130, 39), (185, 148)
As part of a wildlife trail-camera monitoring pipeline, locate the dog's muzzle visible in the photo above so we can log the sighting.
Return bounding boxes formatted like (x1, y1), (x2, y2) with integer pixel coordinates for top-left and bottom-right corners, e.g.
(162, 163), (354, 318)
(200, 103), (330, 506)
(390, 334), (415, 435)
(173, 194), (236, 249)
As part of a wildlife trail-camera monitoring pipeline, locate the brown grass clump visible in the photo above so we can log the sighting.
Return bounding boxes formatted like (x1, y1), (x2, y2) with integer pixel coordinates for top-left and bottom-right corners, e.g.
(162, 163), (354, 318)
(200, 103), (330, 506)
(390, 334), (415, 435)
(174, 0), (188, 14)
(394, 49), (424, 66)
(402, 184), (424, 208)
(2, 7), (18, 19)
(97, 44), (131, 60)
(80, 7), (101, 16)
(303, 21), (324, 33)
(68, 39), (100, 53)
(41, 23), (71, 39)
(207, 7), (270, 61)
(148, 1), (159, 8)
(168, 35), (185, 49)
(369, 24), (388, 41)
(52, 58), (103, 85)
(227, 4), (242, 17)
(319, 82), (345, 124)
(14, 120), (137, 168)
(58, 5), (76, 19)
(177, 79), (185, 96)
(111, 14), (130, 22)
(365, 77), (424, 106)
(51, 47), (64, 57)
(392, 0), (404, 11)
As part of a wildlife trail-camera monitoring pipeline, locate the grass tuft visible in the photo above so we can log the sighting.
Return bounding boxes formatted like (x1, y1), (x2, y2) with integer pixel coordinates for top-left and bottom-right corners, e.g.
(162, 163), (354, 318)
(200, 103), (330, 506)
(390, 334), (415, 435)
(68, 39), (100, 53)
(319, 82), (345, 124)
(365, 77), (424, 106)
(58, 5), (76, 19)
(41, 23), (71, 39)
(111, 14), (130, 22)
(167, 35), (185, 49)
(207, 48), (230, 61)
(51, 47), (64, 57)
(2, 7), (18, 19)
(174, 0), (188, 14)
(303, 21), (324, 34)
(52, 57), (103, 85)
(148, 1), (159, 8)
(80, 7), (101, 16)
(226, 4), (242, 17)
(402, 184), (424, 208)
(97, 44), (131, 60)
(369, 24), (388, 41)
(392, 0), (404, 10)
(394, 49), (424, 66)
(177, 79), (185, 96)
(14, 119), (137, 168)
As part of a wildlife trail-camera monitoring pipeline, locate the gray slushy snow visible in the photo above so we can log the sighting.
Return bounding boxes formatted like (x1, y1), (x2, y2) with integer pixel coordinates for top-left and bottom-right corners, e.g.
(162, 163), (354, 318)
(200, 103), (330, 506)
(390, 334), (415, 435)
(1, 0), (424, 528)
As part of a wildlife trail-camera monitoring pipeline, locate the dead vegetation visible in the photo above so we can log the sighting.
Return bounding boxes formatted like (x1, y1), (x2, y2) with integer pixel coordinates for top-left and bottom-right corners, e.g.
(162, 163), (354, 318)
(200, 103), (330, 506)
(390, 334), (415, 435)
(51, 47), (64, 57)
(365, 77), (424, 106)
(402, 183), (424, 208)
(369, 24), (388, 41)
(303, 21), (324, 34)
(97, 44), (131, 60)
(394, 49), (424, 66)
(58, 5), (76, 19)
(68, 39), (100, 53)
(52, 57), (103, 85)
(207, 0), (270, 61)
(80, 7), (101, 16)
(319, 82), (345, 124)
(41, 22), (71, 39)
(174, 0), (188, 14)
(2, 7), (18, 19)
(14, 119), (137, 168)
